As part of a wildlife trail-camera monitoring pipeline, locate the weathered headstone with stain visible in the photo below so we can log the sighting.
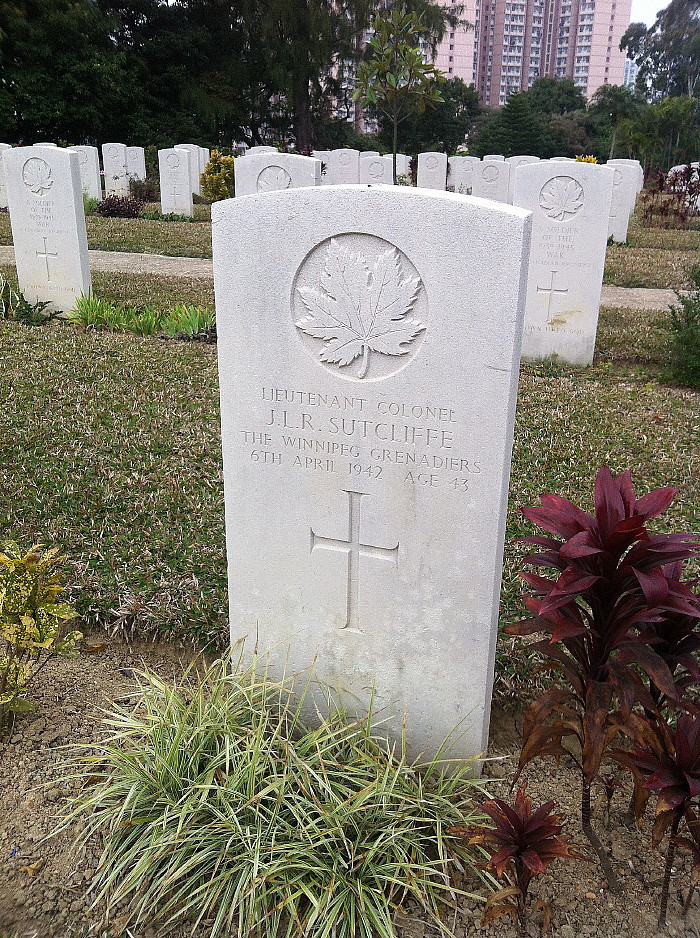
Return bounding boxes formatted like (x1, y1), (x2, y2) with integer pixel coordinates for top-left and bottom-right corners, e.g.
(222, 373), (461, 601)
(512, 161), (613, 365)
(213, 185), (532, 762)
(102, 143), (129, 196)
(4, 146), (91, 312)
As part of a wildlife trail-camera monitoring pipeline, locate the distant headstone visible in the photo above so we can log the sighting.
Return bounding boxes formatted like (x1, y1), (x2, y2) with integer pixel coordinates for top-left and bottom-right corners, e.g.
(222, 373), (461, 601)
(608, 162), (638, 242)
(507, 156), (540, 200)
(102, 143), (129, 197)
(35, 143), (57, 148)
(175, 144), (202, 195)
(512, 161), (614, 366)
(3, 146), (91, 312)
(199, 146), (210, 179)
(0, 143), (11, 209)
(471, 160), (511, 203)
(448, 156), (479, 194)
(126, 146), (146, 182)
(551, 157), (575, 162)
(358, 155), (394, 185)
(72, 145), (102, 201)
(247, 146), (278, 156)
(158, 148), (193, 217)
(484, 154), (505, 161)
(417, 152), (447, 190)
(234, 152), (321, 197)
(608, 158), (643, 195)
(322, 149), (360, 186)
(395, 154), (412, 178)
(213, 185), (532, 762)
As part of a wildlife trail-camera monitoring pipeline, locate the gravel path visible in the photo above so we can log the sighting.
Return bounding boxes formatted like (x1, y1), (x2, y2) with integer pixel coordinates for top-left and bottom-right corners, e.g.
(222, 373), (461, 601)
(0, 245), (676, 309)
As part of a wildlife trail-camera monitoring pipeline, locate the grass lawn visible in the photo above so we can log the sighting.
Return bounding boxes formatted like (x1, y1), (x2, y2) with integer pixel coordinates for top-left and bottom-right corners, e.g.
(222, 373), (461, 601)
(1, 203), (698, 289)
(1, 292), (697, 693)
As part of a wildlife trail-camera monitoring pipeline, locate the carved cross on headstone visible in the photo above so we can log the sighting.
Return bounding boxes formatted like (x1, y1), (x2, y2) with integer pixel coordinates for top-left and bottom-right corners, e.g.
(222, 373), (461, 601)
(536, 270), (568, 323)
(36, 237), (58, 282)
(310, 489), (399, 631)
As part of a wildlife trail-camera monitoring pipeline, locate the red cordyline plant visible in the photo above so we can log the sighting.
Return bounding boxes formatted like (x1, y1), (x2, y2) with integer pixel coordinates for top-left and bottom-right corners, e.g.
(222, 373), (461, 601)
(506, 466), (700, 891)
(615, 709), (700, 926)
(450, 786), (587, 936)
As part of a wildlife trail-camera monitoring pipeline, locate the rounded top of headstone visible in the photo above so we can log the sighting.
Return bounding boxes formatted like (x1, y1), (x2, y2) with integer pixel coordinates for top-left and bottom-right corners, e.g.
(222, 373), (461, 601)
(292, 234), (427, 382)
(539, 175), (584, 221)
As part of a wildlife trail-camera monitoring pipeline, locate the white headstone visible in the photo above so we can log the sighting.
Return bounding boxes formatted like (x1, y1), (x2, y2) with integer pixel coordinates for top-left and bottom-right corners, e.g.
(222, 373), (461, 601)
(471, 160), (511, 203)
(484, 154), (505, 161)
(608, 162), (638, 242)
(550, 157), (575, 162)
(213, 184), (532, 762)
(199, 146), (210, 179)
(175, 144), (202, 195)
(102, 143), (129, 196)
(247, 146), (278, 156)
(322, 149), (360, 186)
(158, 148), (193, 217)
(417, 152), (447, 190)
(395, 154), (412, 178)
(3, 146), (91, 313)
(507, 156), (540, 201)
(0, 143), (11, 209)
(72, 145), (102, 201)
(447, 156), (479, 195)
(35, 143), (57, 148)
(608, 159), (643, 196)
(359, 155), (394, 185)
(126, 146), (146, 183)
(234, 152), (321, 197)
(312, 150), (332, 165)
(512, 161), (614, 366)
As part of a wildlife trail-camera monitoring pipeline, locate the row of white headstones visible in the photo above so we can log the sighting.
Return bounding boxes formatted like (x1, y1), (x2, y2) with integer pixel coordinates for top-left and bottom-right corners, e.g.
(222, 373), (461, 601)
(1, 143), (641, 368)
(0, 142), (648, 765)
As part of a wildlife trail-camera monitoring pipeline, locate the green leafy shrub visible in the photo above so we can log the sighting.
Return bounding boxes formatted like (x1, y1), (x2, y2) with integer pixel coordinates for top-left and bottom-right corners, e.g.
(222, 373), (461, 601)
(664, 263), (700, 389)
(63, 660), (488, 938)
(139, 210), (196, 222)
(95, 194), (144, 218)
(129, 175), (160, 202)
(201, 149), (235, 202)
(82, 193), (99, 215)
(163, 304), (214, 337)
(0, 541), (81, 731)
(0, 271), (55, 325)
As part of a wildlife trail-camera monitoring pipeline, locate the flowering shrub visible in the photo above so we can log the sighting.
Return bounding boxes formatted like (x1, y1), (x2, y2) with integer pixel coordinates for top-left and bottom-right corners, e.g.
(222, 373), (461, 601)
(95, 194), (144, 218)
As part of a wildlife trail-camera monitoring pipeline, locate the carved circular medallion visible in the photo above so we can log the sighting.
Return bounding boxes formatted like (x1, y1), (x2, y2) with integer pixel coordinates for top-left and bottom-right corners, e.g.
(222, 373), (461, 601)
(166, 153), (180, 168)
(256, 166), (292, 192)
(368, 160), (385, 179)
(108, 146), (120, 159)
(425, 155), (438, 170)
(482, 164), (499, 183)
(613, 168), (623, 186)
(292, 234), (428, 382)
(338, 151), (352, 165)
(22, 158), (53, 196)
(77, 150), (88, 165)
(539, 175), (584, 221)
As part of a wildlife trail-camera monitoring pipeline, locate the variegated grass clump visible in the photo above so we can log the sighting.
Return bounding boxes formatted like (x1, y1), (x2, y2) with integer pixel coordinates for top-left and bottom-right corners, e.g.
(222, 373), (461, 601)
(62, 660), (488, 938)
(68, 293), (214, 338)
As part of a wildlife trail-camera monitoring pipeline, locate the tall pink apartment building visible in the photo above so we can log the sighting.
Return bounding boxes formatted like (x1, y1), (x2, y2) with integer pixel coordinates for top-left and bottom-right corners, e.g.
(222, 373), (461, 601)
(432, 0), (632, 107)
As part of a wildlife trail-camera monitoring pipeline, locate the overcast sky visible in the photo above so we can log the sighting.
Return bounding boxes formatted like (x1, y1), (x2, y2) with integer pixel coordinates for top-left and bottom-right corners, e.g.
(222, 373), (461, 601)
(630, 0), (667, 25)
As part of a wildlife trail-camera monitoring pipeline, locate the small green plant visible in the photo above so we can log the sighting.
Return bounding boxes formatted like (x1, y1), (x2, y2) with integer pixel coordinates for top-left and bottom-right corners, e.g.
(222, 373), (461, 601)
(139, 210), (196, 222)
(0, 541), (81, 732)
(451, 786), (588, 936)
(663, 263), (700, 390)
(82, 193), (99, 215)
(118, 305), (166, 336)
(62, 660), (489, 938)
(163, 304), (214, 337)
(200, 149), (235, 202)
(68, 293), (123, 329)
(0, 272), (55, 326)
(95, 194), (144, 218)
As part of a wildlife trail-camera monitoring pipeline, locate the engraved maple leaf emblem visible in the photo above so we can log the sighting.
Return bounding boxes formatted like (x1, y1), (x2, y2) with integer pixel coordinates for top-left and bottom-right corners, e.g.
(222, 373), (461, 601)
(539, 176), (584, 221)
(295, 239), (424, 379)
(22, 158), (53, 196)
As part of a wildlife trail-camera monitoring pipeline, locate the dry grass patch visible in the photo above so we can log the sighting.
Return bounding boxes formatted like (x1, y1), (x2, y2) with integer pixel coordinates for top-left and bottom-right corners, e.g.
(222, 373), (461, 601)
(604, 246), (696, 289)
